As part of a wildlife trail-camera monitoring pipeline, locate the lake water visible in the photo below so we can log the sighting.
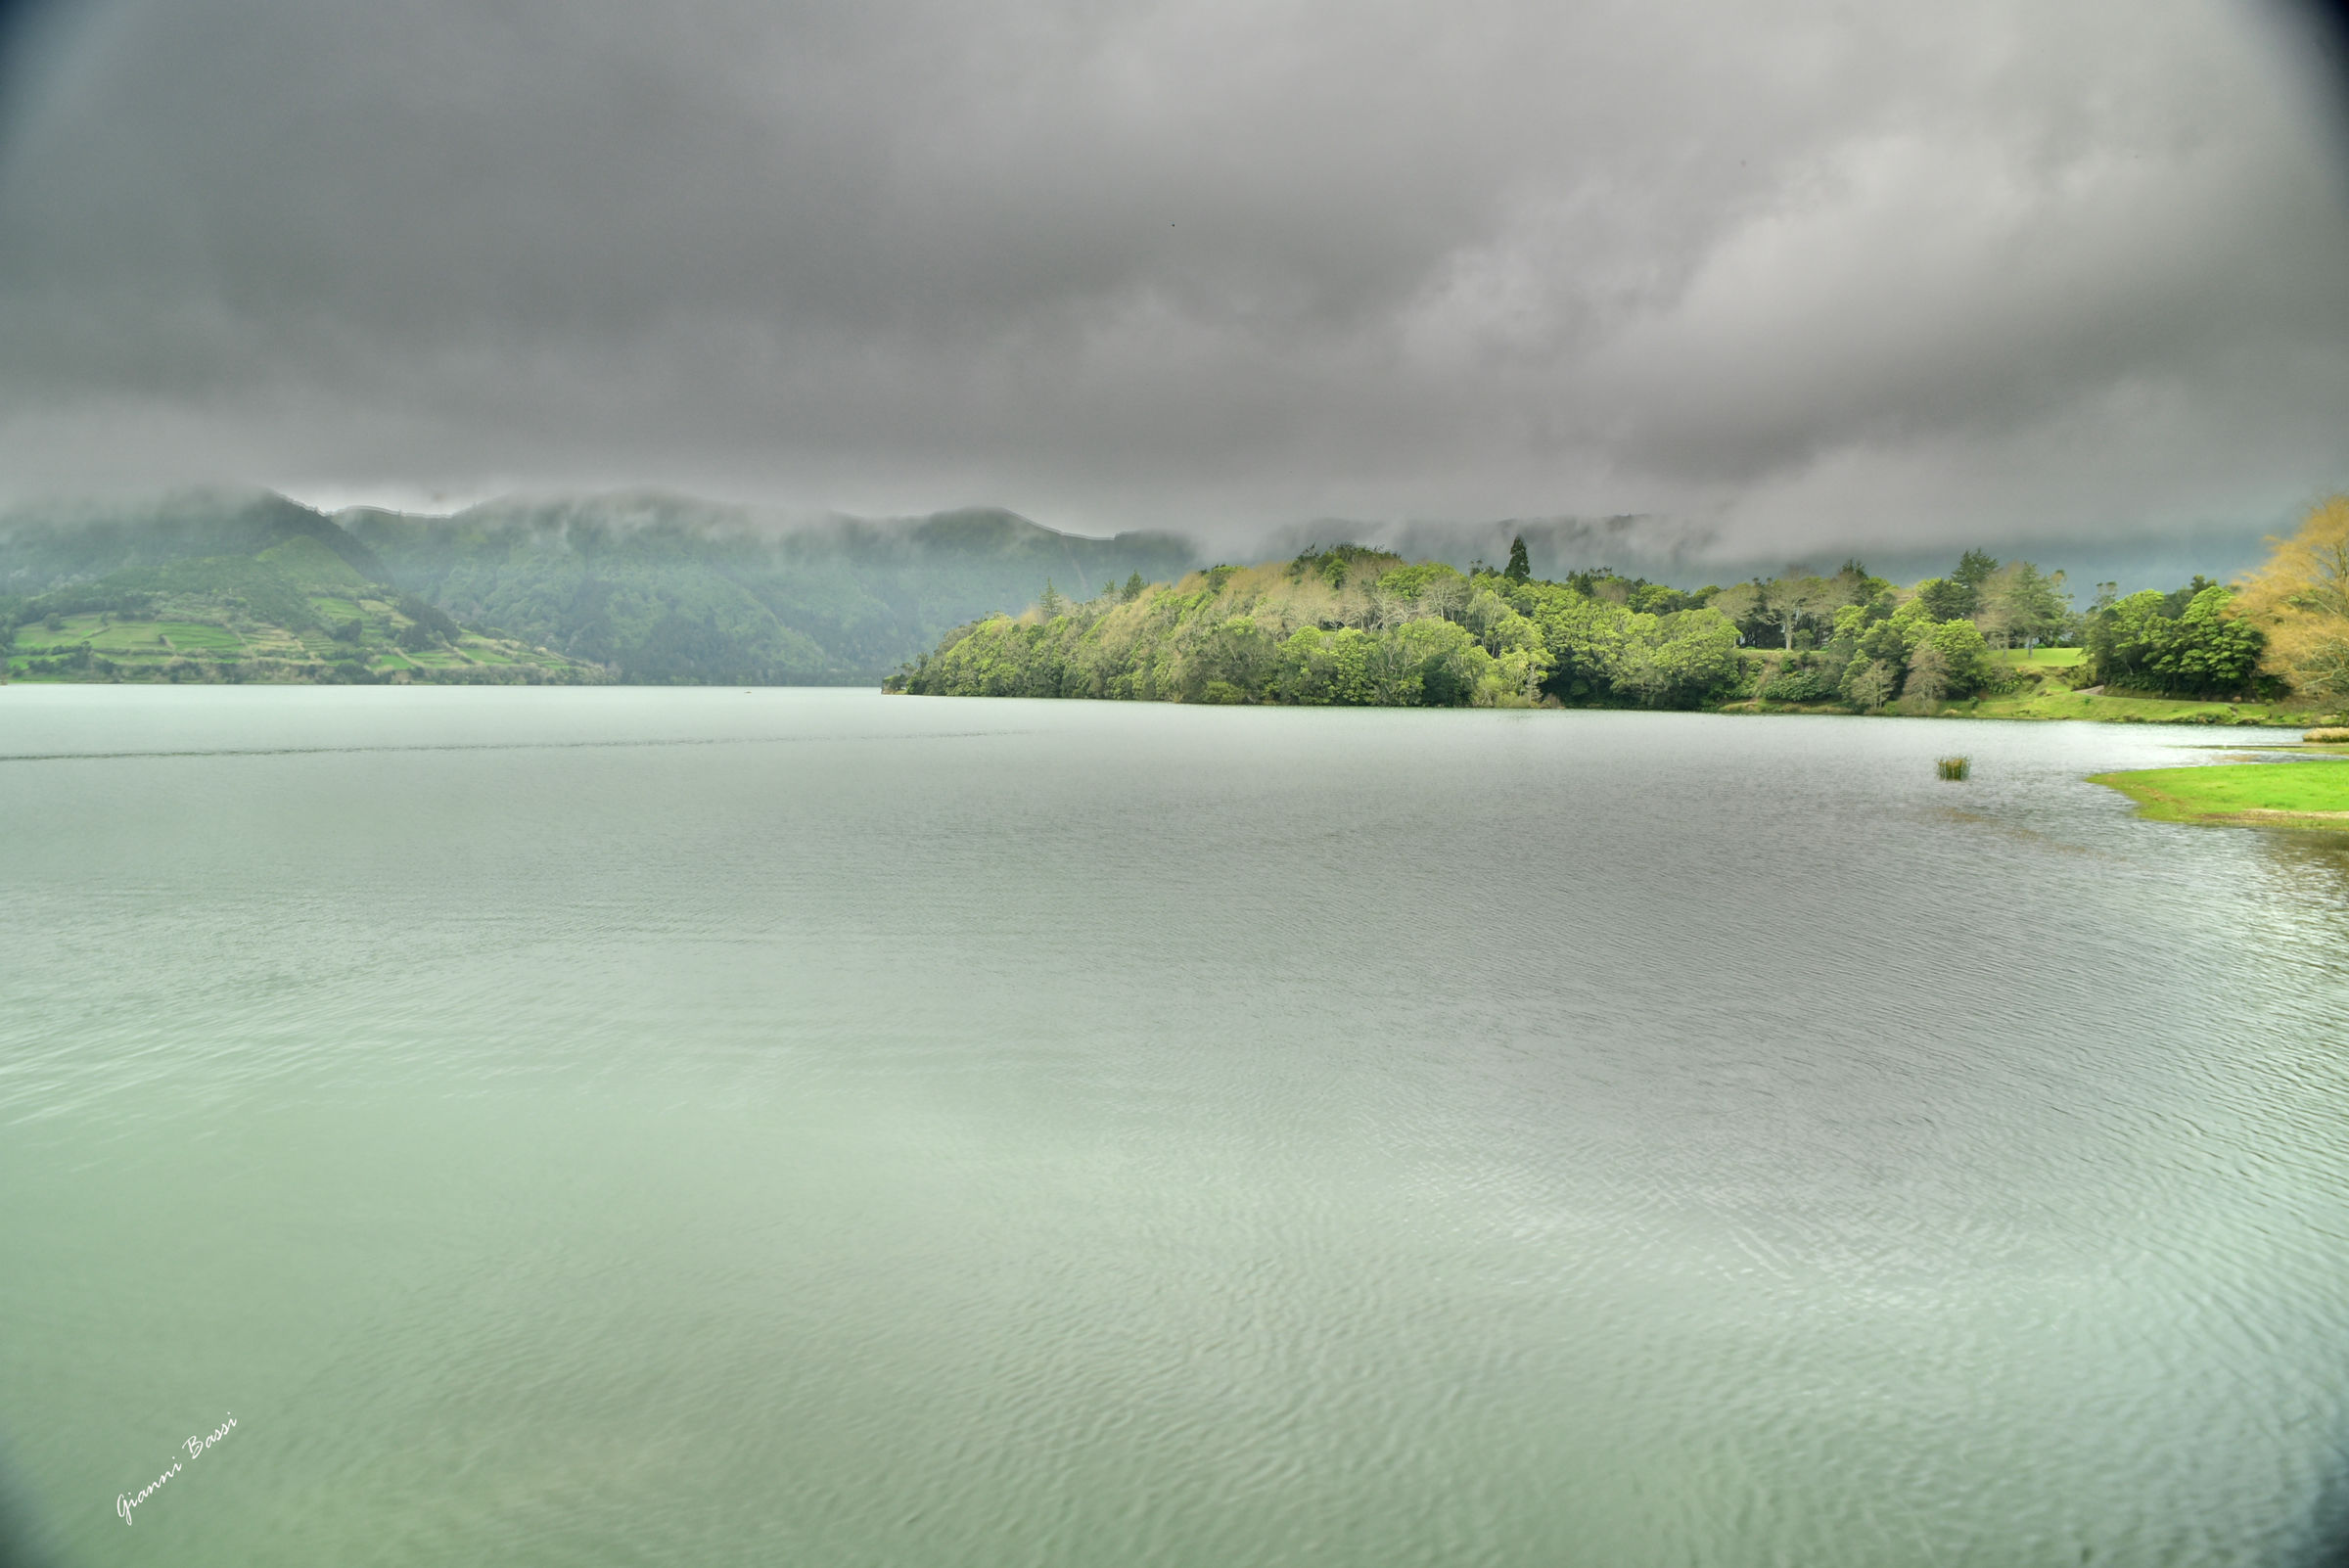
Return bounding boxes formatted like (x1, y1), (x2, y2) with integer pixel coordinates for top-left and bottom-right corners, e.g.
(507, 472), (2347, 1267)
(4, 686), (2347, 1567)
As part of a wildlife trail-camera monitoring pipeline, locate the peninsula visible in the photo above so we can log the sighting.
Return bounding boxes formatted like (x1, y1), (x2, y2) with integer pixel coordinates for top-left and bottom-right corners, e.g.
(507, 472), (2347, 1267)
(891, 502), (2349, 726)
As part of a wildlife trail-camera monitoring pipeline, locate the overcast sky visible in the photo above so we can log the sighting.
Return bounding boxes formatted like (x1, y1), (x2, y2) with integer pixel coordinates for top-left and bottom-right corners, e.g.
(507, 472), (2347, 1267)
(0, 0), (2345, 554)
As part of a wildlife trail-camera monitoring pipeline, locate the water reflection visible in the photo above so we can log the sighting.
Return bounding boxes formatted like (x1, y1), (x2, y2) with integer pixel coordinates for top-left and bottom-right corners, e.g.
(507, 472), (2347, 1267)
(2257, 828), (2349, 907)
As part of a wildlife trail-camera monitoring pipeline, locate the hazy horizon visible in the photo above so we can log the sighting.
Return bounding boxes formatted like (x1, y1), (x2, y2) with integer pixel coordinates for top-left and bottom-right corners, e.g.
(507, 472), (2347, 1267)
(0, 479), (2289, 599)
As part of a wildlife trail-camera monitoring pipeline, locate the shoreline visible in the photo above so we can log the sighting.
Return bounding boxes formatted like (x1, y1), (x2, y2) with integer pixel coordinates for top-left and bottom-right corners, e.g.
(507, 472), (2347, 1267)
(2091, 757), (2349, 829)
(5, 673), (2333, 731)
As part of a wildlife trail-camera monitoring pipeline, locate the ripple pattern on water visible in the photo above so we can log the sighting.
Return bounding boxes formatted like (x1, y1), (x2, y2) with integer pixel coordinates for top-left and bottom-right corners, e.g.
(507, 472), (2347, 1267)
(2, 687), (2346, 1567)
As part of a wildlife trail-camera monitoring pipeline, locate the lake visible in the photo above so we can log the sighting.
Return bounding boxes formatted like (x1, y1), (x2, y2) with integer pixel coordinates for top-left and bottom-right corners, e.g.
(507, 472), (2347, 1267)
(3, 686), (2346, 1567)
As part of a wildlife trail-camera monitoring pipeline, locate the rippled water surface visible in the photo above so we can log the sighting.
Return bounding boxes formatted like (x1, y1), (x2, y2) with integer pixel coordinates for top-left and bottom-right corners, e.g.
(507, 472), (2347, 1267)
(4, 686), (2347, 1567)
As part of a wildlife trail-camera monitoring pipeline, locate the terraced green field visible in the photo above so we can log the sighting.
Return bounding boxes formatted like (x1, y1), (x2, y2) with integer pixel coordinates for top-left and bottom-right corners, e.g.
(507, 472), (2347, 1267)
(158, 622), (244, 650)
(7, 606), (598, 683)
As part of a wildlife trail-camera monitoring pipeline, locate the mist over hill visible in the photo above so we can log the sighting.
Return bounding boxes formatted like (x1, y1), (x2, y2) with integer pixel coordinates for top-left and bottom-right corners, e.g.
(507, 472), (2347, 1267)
(0, 490), (1198, 683)
(0, 488), (2287, 685)
(338, 495), (1197, 682)
(0, 490), (392, 587)
(1249, 515), (2281, 600)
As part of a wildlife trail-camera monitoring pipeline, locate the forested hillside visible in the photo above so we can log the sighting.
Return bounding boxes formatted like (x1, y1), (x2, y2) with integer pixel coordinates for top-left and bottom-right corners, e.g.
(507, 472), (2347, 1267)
(0, 498), (597, 683)
(0, 490), (1196, 683)
(342, 495), (1195, 683)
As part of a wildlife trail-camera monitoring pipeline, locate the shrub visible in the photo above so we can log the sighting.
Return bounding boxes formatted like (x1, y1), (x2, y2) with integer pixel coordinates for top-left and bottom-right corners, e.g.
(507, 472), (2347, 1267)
(1761, 666), (1841, 703)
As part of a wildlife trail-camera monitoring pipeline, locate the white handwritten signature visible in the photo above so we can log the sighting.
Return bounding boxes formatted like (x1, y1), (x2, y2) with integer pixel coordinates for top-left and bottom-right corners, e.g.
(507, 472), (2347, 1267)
(115, 1413), (237, 1527)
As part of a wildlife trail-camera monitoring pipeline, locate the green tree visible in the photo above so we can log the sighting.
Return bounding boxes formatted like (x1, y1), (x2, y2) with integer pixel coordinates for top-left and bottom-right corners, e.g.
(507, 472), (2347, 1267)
(2149, 584), (2263, 697)
(1187, 616), (1280, 701)
(1840, 659), (1899, 709)
(2084, 590), (2168, 687)
(1904, 640), (1953, 705)
(1953, 548), (2000, 598)
(1705, 581), (1764, 643)
(1504, 535), (1532, 582)
(1926, 617), (1993, 696)
(1395, 617), (1484, 705)
(1913, 576), (1973, 621)
(2081, 582), (2262, 696)
(1277, 626), (1378, 704)
(1976, 561), (2071, 650)
(1499, 581), (1620, 698)
(1611, 609), (1743, 707)
(1747, 575), (1849, 650)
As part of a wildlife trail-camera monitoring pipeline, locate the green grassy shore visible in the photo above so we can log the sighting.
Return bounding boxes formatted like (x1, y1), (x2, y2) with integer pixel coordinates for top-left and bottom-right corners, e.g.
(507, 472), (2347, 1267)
(2090, 752), (2349, 829)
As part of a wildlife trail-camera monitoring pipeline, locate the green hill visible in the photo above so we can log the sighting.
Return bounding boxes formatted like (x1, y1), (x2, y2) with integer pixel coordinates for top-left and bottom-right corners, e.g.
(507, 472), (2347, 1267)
(0, 490), (1199, 685)
(0, 490), (388, 586)
(0, 493), (599, 684)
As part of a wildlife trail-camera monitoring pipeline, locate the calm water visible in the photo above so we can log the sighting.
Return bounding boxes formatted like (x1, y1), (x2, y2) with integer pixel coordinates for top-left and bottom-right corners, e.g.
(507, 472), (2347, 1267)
(4, 686), (2347, 1567)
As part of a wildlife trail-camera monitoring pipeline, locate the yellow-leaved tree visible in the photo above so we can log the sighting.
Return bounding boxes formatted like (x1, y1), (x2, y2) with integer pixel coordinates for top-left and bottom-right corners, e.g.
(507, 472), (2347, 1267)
(2235, 495), (2349, 702)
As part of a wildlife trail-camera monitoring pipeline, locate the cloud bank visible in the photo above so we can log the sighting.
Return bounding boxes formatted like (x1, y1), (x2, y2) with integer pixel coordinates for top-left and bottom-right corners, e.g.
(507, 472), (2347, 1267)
(0, 0), (2345, 556)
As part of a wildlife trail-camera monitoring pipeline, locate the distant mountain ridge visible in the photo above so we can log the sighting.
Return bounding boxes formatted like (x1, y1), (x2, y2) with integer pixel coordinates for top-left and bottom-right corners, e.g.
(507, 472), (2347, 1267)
(0, 487), (2282, 685)
(0, 489), (1199, 683)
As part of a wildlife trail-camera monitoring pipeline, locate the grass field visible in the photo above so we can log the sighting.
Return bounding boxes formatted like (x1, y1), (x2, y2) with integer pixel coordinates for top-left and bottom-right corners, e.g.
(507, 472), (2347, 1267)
(12, 616), (202, 661)
(7, 608), (595, 682)
(5, 530), (605, 684)
(158, 622), (244, 651)
(1966, 686), (2308, 724)
(1993, 647), (2087, 668)
(13, 614), (121, 650)
(2089, 759), (2349, 828)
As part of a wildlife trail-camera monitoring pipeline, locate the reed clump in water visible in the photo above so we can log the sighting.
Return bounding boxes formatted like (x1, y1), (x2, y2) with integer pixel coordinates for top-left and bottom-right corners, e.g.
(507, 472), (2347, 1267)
(1938, 757), (1971, 781)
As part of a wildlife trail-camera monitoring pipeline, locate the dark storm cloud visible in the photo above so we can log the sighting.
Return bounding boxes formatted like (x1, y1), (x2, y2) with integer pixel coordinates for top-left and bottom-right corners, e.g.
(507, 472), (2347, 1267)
(0, 0), (2345, 556)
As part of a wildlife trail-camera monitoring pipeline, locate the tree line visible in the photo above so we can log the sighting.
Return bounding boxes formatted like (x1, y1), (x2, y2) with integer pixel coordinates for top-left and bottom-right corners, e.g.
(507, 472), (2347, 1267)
(889, 496), (2349, 712)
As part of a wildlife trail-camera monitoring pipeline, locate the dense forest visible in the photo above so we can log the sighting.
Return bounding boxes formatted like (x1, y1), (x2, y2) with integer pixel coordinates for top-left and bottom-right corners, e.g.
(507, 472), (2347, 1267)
(891, 545), (1794, 708)
(893, 506), (2349, 713)
(1729, 551), (2273, 708)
